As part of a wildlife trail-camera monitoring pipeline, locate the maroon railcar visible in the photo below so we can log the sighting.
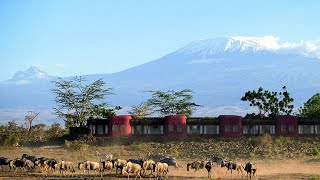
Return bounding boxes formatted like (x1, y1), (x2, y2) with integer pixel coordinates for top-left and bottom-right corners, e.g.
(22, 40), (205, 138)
(275, 115), (298, 136)
(83, 114), (320, 138)
(218, 115), (243, 137)
(163, 115), (187, 137)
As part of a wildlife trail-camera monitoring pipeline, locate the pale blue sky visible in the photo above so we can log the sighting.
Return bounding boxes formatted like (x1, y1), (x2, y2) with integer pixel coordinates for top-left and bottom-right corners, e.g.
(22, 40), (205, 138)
(1, 0), (320, 81)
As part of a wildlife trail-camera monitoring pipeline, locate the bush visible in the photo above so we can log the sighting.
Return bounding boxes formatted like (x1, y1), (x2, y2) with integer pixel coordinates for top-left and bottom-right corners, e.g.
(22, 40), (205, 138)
(309, 175), (320, 180)
(309, 147), (320, 156)
(274, 136), (293, 146)
(0, 133), (21, 147)
(247, 134), (273, 148)
(63, 140), (89, 151)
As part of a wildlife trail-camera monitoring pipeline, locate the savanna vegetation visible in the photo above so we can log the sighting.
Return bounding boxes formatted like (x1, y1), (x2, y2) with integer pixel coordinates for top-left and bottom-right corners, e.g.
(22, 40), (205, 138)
(1, 79), (320, 179)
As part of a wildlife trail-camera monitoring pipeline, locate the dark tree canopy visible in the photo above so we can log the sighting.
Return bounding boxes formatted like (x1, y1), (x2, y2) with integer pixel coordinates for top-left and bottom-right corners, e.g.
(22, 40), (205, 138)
(299, 93), (320, 118)
(241, 86), (294, 118)
(146, 89), (200, 117)
(51, 76), (116, 127)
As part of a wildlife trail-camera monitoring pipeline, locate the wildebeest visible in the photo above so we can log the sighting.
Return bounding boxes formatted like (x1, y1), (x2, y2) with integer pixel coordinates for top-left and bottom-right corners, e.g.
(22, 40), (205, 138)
(160, 157), (179, 169)
(9, 158), (35, 174)
(212, 155), (225, 167)
(127, 159), (144, 166)
(187, 161), (205, 172)
(21, 154), (38, 163)
(0, 157), (11, 171)
(222, 160), (243, 177)
(123, 162), (142, 180)
(205, 161), (214, 178)
(154, 162), (169, 179)
(244, 162), (257, 179)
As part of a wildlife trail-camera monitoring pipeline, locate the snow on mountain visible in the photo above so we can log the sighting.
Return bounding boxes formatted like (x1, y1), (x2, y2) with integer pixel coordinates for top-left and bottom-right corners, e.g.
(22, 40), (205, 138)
(10, 66), (50, 82)
(172, 36), (320, 59)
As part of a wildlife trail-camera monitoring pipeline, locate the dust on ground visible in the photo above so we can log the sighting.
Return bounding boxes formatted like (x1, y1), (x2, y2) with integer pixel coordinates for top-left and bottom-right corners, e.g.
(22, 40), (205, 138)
(1, 159), (319, 179)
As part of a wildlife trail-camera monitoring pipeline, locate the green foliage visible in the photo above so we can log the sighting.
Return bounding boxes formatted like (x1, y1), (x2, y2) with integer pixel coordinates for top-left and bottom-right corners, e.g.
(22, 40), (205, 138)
(0, 121), (22, 147)
(299, 93), (320, 118)
(309, 175), (320, 180)
(129, 102), (152, 119)
(63, 140), (89, 151)
(248, 134), (273, 148)
(51, 76), (116, 127)
(46, 123), (65, 138)
(241, 86), (294, 118)
(309, 147), (320, 156)
(274, 136), (293, 146)
(146, 89), (200, 116)
(0, 133), (20, 147)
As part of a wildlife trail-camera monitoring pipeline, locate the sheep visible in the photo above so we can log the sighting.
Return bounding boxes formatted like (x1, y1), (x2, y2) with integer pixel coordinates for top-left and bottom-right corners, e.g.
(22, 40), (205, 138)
(78, 161), (101, 175)
(101, 160), (113, 176)
(113, 159), (127, 175)
(154, 162), (169, 179)
(55, 161), (75, 177)
(142, 160), (155, 176)
(123, 162), (142, 180)
(244, 162), (257, 179)
(187, 161), (205, 172)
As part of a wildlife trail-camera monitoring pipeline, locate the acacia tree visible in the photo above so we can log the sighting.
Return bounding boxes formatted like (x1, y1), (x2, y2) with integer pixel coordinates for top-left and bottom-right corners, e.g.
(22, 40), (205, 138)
(299, 93), (320, 117)
(51, 76), (115, 127)
(241, 86), (294, 118)
(25, 111), (40, 132)
(146, 89), (200, 116)
(129, 102), (152, 119)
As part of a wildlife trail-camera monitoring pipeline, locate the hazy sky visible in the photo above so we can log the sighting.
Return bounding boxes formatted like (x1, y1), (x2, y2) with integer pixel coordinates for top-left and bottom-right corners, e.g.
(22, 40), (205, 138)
(1, 0), (320, 81)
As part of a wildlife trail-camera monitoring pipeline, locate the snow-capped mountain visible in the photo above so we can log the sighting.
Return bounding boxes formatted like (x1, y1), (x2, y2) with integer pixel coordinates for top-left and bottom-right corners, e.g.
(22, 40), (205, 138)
(171, 36), (318, 59)
(1, 35), (320, 124)
(11, 66), (50, 81)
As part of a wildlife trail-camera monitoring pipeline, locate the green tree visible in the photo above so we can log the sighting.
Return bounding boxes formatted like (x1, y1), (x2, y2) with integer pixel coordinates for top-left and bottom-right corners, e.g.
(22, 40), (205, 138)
(46, 123), (65, 138)
(129, 102), (152, 119)
(146, 89), (200, 116)
(241, 86), (294, 118)
(51, 76), (115, 127)
(299, 93), (320, 117)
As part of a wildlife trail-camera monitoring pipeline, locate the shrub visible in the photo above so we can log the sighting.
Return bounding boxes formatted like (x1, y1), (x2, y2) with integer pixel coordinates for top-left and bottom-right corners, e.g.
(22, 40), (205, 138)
(309, 147), (320, 156)
(309, 175), (320, 180)
(63, 140), (89, 151)
(274, 136), (292, 146)
(0, 133), (21, 147)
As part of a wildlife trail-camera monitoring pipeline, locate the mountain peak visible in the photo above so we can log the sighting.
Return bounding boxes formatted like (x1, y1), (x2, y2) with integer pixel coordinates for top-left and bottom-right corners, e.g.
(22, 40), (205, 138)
(172, 36), (283, 58)
(12, 66), (49, 81)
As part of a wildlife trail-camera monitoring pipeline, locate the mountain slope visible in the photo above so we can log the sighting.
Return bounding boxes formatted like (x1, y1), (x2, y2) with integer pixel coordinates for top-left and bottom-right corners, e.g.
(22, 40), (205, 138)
(1, 36), (320, 119)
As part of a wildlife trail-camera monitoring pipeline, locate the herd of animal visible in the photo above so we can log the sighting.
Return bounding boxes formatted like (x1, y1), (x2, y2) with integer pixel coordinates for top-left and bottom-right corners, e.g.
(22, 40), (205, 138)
(0, 153), (258, 179)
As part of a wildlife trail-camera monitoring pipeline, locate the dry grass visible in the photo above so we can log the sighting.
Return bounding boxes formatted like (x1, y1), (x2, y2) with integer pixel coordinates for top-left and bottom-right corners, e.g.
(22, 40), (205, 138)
(1, 136), (320, 179)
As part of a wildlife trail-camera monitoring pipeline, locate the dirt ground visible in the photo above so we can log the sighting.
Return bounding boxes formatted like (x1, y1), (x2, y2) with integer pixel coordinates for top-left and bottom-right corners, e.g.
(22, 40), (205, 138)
(1, 159), (320, 179)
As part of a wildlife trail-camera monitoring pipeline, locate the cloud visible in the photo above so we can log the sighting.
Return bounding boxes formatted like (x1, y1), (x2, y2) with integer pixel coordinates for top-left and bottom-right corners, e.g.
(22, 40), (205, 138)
(233, 35), (320, 59)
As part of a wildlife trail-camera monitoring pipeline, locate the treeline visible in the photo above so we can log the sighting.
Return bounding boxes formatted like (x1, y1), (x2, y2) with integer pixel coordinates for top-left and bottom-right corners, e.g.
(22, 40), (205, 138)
(0, 121), (66, 147)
